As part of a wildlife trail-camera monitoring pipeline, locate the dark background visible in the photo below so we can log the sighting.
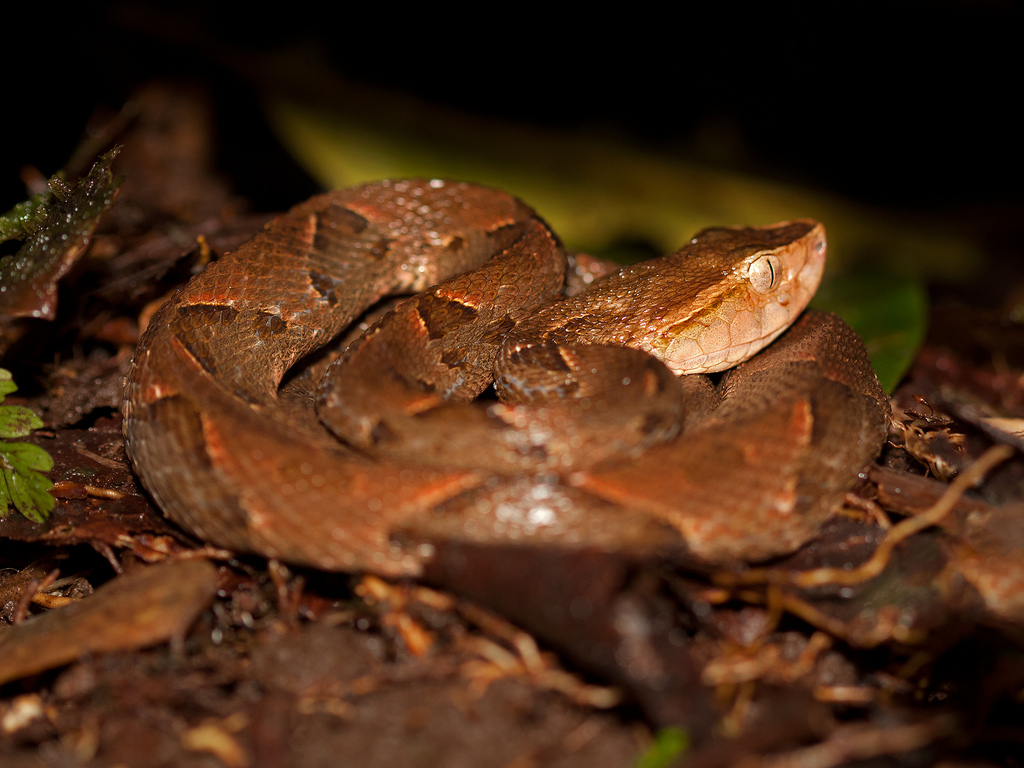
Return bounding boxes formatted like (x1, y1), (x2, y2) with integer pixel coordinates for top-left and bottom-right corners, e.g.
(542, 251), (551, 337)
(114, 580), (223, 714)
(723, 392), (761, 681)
(2, 2), (1019, 238)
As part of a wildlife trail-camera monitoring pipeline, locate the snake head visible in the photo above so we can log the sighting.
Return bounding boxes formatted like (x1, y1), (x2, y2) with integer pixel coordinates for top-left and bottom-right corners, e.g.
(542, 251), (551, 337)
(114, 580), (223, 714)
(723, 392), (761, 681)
(654, 219), (827, 375)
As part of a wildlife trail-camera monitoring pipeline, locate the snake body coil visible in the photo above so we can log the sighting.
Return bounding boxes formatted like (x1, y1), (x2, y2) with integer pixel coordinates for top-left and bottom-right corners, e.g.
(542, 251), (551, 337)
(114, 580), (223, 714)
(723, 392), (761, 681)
(123, 180), (889, 574)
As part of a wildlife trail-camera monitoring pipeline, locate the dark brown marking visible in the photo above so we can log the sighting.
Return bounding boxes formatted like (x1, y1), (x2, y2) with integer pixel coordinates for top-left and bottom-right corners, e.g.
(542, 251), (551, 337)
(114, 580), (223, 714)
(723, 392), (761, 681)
(370, 420), (398, 447)
(511, 345), (572, 372)
(417, 296), (479, 340)
(311, 204), (368, 248)
(252, 312), (287, 340)
(440, 349), (469, 367)
(308, 271), (340, 307)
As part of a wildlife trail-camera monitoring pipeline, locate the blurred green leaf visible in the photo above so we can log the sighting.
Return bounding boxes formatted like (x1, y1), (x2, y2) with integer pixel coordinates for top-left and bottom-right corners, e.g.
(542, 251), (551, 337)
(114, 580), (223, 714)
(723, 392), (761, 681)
(635, 727), (689, 768)
(0, 190), (48, 240)
(0, 369), (18, 399)
(267, 99), (978, 282)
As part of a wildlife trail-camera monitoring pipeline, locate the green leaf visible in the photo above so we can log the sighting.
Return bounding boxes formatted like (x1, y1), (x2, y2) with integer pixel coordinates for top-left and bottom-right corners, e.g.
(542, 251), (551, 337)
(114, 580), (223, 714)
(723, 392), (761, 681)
(1, 462), (54, 523)
(0, 369), (16, 400)
(0, 441), (54, 473)
(635, 727), (689, 768)
(0, 392), (55, 520)
(0, 472), (12, 512)
(0, 405), (43, 438)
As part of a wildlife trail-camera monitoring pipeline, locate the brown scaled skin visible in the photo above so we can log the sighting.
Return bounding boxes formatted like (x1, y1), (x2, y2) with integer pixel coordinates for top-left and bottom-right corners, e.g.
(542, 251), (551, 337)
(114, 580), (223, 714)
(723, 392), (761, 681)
(316, 218), (828, 475)
(123, 179), (888, 574)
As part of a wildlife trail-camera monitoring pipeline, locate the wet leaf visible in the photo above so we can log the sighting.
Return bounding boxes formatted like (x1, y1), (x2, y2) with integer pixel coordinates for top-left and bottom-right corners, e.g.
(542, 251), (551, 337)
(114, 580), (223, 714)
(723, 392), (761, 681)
(0, 148), (122, 319)
(0, 190), (48, 240)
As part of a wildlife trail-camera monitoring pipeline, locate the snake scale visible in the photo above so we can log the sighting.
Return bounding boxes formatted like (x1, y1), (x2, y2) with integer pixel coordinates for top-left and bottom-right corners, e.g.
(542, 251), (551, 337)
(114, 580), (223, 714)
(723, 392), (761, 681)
(122, 179), (890, 576)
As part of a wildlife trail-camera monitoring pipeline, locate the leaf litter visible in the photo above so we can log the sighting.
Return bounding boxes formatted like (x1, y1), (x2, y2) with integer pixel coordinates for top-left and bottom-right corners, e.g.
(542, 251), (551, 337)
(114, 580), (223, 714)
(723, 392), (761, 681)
(0, 82), (1023, 767)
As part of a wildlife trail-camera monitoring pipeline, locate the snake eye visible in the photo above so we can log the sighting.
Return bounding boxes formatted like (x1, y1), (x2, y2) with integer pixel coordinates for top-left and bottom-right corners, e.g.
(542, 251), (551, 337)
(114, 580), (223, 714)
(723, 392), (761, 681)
(748, 255), (778, 293)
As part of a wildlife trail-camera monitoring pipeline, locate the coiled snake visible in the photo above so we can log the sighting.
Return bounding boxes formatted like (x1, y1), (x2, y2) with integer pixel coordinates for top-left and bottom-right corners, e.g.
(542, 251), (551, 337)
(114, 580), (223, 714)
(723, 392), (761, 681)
(123, 180), (889, 575)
